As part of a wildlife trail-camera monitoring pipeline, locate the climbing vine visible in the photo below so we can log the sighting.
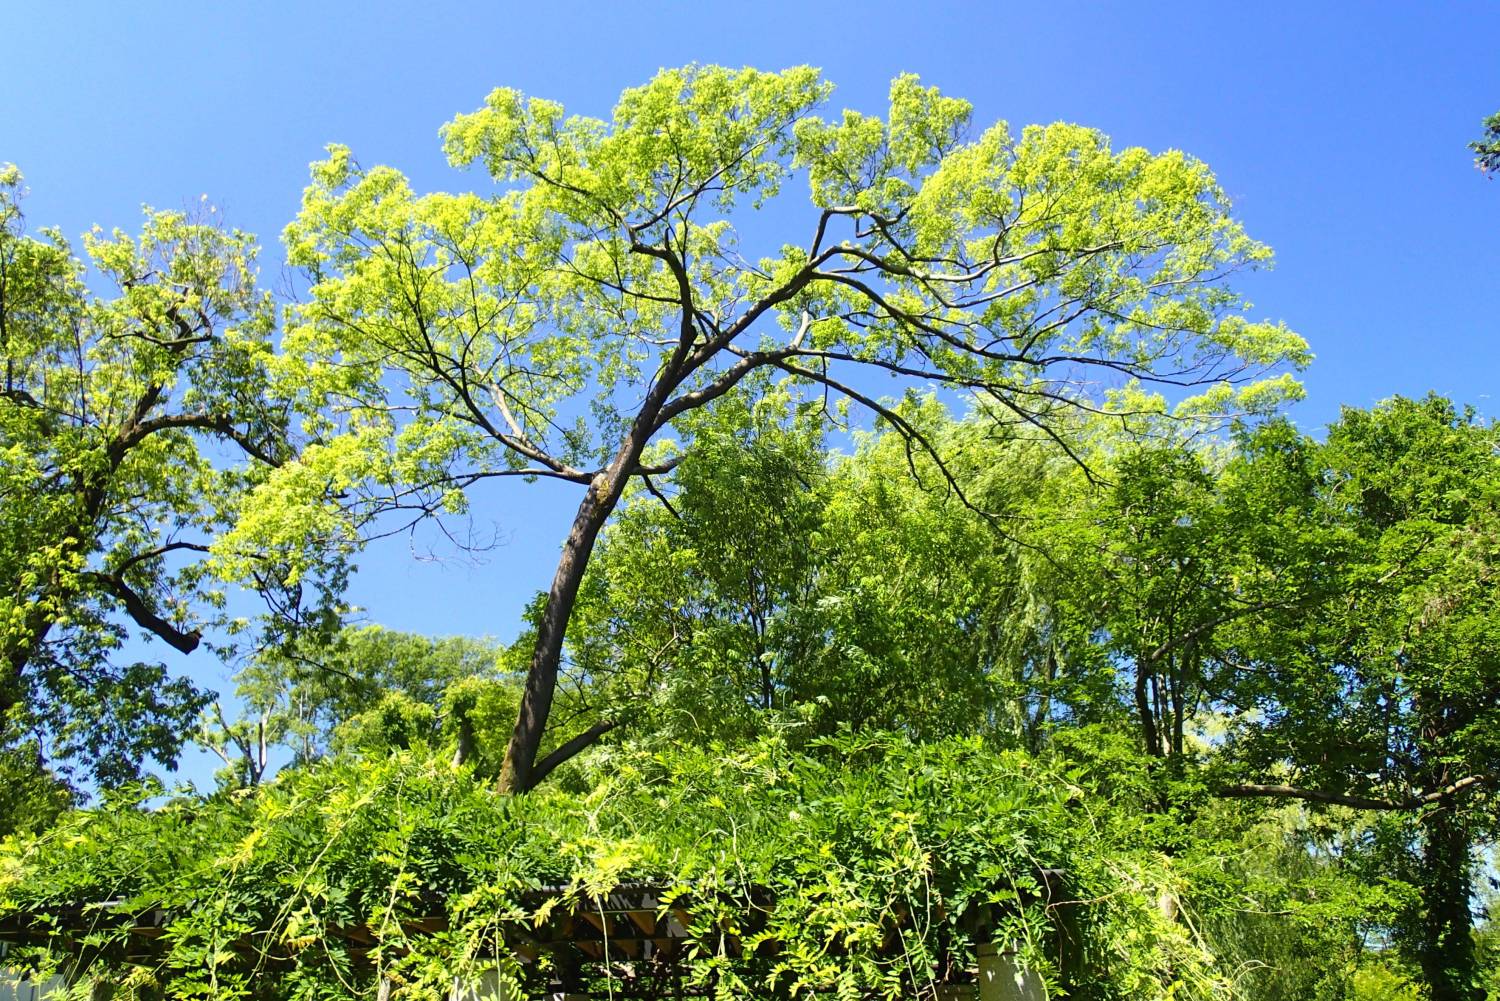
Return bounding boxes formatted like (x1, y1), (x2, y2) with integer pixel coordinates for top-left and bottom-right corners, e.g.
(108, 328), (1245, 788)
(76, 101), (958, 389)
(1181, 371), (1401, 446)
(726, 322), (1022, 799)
(0, 733), (1258, 999)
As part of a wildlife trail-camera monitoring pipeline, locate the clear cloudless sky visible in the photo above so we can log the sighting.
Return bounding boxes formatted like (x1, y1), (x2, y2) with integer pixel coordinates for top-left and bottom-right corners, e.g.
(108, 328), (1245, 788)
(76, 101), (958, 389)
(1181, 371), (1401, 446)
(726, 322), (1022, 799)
(4, 3), (1498, 784)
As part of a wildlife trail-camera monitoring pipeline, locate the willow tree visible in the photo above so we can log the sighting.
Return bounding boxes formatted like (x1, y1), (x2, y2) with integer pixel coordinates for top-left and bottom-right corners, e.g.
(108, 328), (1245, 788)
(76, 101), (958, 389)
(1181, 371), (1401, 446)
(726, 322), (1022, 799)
(244, 66), (1308, 793)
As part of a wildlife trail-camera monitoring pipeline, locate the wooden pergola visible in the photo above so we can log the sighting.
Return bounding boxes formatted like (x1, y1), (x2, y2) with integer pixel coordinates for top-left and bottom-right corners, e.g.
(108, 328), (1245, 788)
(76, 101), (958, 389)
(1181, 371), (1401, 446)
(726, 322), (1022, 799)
(1, 873), (1073, 1000)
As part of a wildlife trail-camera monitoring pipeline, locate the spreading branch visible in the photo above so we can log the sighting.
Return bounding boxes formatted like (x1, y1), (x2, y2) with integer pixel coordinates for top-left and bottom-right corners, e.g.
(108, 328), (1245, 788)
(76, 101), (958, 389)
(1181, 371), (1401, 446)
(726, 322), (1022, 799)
(1218, 774), (1489, 812)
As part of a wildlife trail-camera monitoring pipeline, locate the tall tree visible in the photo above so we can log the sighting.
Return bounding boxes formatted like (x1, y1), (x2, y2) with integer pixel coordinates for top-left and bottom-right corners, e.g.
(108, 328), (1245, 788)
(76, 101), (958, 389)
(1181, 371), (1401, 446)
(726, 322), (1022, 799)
(1220, 397), (1500, 1001)
(1041, 441), (1237, 774)
(0, 166), (293, 785)
(235, 66), (1308, 792)
(1046, 403), (1500, 996)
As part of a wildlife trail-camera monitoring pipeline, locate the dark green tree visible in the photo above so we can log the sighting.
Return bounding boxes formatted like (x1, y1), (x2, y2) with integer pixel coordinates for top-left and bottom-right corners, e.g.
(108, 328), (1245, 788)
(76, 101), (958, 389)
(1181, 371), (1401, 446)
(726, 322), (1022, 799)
(1221, 397), (1500, 1001)
(562, 393), (1113, 755)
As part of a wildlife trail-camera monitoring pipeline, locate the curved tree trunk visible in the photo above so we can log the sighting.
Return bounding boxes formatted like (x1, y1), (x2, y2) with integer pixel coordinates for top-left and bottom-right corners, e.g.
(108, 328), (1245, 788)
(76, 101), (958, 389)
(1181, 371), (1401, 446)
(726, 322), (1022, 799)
(496, 475), (619, 794)
(496, 398), (671, 792)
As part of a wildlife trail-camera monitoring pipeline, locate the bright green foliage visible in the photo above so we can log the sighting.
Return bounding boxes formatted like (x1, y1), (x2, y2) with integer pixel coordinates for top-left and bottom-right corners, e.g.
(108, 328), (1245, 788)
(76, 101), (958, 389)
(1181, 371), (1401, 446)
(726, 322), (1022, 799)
(9, 397), (1494, 996)
(0, 167), (295, 787)
(227, 65), (1307, 788)
(1352, 965), (1422, 1001)
(0, 743), (73, 839)
(2, 734), (1268, 1000)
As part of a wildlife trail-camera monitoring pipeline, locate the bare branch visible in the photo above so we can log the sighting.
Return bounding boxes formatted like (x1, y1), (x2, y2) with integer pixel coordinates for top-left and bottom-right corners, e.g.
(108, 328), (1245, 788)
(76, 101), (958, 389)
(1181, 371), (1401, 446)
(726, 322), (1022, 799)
(525, 717), (619, 789)
(83, 571), (202, 655)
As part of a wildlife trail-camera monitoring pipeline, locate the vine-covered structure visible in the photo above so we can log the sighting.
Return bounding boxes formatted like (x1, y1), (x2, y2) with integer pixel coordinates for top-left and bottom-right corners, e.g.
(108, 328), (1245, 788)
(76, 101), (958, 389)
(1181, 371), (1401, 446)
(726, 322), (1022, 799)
(0, 736), (1216, 998)
(1, 875), (1065, 999)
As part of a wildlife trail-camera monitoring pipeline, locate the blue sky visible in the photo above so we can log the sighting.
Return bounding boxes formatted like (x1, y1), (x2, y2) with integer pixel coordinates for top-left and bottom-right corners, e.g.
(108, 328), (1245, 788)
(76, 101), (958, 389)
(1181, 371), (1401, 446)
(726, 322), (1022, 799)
(5, 3), (1498, 784)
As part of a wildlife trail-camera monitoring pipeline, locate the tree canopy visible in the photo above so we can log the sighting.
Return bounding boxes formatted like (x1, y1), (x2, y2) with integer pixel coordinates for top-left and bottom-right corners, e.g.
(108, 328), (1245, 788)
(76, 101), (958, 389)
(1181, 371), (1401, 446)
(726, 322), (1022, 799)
(227, 65), (1307, 793)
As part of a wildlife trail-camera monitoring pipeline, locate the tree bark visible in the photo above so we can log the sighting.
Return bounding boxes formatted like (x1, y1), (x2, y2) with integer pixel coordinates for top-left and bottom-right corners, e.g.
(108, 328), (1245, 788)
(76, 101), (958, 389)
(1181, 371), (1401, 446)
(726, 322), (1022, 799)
(496, 477), (617, 794)
(494, 274), (706, 793)
(1417, 804), (1479, 1001)
(1134, 659), (1161, 759)
(496, 403), (668, 792)
(1217, 775), (1487, 811)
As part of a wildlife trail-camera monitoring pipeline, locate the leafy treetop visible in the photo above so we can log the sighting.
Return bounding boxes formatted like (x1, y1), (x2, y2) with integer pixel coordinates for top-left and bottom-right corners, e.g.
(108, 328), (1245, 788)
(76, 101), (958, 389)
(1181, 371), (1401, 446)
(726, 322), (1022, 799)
(228, 66), (1308, 792)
